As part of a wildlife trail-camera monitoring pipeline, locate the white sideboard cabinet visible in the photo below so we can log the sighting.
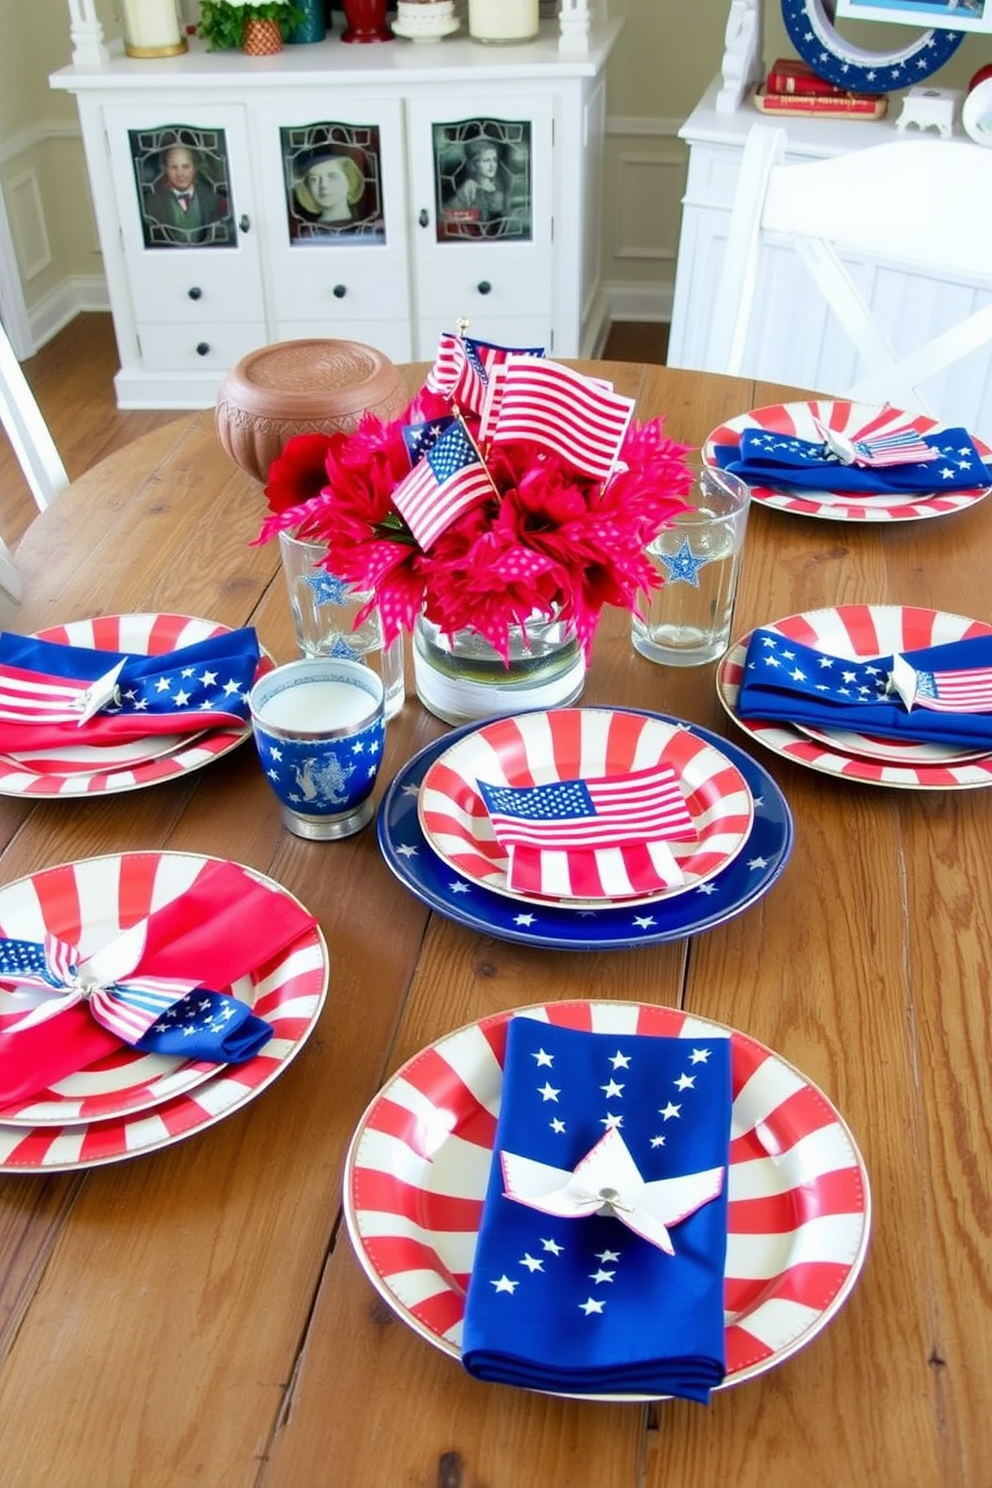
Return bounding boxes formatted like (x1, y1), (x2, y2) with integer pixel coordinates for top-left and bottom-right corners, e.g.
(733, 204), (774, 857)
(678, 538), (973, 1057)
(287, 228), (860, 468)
(668, 79), (992, 437)
(50, 21), (619, 408)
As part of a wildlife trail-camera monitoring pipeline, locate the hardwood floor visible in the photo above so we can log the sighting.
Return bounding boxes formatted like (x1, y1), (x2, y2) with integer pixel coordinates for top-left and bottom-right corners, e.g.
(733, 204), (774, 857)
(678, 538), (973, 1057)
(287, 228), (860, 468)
(0, 315), (183, 552)
(1, 313), (668, 557)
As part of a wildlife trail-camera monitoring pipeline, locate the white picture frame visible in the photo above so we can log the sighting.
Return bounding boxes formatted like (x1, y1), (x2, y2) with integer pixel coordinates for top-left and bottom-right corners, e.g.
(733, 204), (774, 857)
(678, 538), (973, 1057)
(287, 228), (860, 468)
(835, 0), (992, 35)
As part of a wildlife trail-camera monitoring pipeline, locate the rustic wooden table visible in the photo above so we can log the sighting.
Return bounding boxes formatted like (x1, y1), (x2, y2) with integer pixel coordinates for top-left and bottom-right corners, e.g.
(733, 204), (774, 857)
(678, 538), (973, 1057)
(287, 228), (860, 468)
(0, 363), (988, 1487)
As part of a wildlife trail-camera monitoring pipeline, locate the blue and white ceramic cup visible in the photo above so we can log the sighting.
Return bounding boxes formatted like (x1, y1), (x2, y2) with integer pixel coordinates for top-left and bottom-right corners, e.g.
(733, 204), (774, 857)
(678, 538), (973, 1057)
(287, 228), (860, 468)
(249, 658), (385, 840)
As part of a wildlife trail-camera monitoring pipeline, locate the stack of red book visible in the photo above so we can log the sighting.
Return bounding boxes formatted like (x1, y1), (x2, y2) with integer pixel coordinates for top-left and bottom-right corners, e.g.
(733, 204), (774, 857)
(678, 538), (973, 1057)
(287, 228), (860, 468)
(753, 58), (888, 119)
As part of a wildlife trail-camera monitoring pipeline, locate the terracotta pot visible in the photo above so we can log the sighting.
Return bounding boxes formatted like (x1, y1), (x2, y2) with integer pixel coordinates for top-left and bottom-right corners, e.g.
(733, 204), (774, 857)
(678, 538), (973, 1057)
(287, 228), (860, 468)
(340, 0), (391, 43)
(215, 338), (409, 482)
(243, 17), (283, 54)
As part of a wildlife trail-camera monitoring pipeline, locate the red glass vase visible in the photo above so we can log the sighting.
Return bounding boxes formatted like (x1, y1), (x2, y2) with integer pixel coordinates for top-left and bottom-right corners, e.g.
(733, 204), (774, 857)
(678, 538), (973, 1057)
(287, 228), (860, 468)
(340, 0), (392, 42)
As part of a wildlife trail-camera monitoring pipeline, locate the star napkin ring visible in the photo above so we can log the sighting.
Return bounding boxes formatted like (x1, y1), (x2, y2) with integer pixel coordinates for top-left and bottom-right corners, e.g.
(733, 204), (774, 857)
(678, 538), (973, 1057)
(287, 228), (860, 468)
(500, 1125), (725, 1255)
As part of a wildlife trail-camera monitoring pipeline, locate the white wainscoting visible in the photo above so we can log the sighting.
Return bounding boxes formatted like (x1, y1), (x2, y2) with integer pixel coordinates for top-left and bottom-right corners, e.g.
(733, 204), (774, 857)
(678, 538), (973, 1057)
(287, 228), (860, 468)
(601, 113), (684, 326)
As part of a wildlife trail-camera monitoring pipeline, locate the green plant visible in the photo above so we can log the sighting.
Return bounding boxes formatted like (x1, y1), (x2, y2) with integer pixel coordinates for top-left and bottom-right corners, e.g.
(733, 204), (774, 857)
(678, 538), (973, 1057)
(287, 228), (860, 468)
(198, 0), (305, 50)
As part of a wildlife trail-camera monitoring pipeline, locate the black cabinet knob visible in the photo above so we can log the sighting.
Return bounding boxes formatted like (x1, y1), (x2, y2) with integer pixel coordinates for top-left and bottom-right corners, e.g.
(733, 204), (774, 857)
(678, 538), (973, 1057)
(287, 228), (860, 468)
(187, 286), (202, 301)
(477, 280), (492, 296)
(418, 208), (429, 228)
(195, 342), (210, 357)
(238, 214), (250, 233)
(332, 284), (347, 300)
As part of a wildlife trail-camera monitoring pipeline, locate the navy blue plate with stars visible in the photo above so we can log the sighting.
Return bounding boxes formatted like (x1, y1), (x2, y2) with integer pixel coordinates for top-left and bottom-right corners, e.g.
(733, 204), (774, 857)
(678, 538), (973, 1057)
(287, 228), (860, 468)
(376, 712), (793, 951)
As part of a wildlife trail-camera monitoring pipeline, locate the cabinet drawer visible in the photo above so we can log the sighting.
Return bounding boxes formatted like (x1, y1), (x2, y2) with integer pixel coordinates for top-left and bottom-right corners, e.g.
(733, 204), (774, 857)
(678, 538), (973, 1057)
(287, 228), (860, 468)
(137, 321), (268, 372)
(270, 255), (408, 324)
(127, 250), (262, 325)
(278, 319), (413, 364)
(417, 247), (551, 322)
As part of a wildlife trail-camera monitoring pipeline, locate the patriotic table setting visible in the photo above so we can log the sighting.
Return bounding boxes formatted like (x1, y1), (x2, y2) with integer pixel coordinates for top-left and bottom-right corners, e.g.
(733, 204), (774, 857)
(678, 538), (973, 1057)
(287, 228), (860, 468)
(703, 401), (992, 523)
(0, 851), (328, 1170)
(378, 712), (792, 950)
(417, 708), (753, 907)
(718, 604), (992, 789)
(0, 613), (266, 796)
(344, 1000), (870, 1402)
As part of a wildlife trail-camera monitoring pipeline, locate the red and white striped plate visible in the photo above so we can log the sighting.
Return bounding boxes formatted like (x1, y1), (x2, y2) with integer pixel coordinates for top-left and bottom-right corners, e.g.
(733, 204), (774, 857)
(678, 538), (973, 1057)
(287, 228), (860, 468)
(792, 722), (988, 768)
(0, 852), (328, 1166)
(418, 709), (753, 907)
(718, 605), (992, 790)
(0, 614), (260, 797)
(703, 401), (992, 522)
(344, 1000), (870, 1400)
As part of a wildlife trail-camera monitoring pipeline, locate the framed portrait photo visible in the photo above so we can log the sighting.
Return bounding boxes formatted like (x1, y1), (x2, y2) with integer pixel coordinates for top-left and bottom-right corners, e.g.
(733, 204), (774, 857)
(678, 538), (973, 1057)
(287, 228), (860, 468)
(835, 0), (992, 34)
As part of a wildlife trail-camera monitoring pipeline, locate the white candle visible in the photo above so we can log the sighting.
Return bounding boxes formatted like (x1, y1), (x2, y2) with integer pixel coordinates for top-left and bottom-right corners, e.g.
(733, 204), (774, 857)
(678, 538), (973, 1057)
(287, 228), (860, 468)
(120, 0), (186, 53)
(257, 680), (377, 733)
(468, 0), (539, 43)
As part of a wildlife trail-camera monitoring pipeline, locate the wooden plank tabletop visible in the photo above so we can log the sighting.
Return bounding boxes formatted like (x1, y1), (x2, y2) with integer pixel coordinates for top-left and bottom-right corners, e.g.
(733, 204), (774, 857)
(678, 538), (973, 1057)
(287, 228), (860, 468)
(0, 363), (988, 1488)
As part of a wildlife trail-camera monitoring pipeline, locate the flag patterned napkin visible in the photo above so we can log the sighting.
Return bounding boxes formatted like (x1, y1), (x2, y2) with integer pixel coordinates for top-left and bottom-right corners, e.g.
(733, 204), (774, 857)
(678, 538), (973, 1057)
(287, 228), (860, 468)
(0, 627), (259, 754)
(461, 1017), (731, 1401)
(712, 427), (991, 495)
(0, 858), (317, 1108)
(477, 764), (697, 900)
(737, 628), (992, 748)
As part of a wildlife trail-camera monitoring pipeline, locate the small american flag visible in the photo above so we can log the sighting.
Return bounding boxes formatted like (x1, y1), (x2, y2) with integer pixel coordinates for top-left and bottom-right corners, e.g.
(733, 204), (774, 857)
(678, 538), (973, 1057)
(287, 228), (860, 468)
(424, 334), (490, 417)
(815, 415), (938, 468)
(478, 763), (696, 899)
(480, 357), (635, 480)
(851, 429), (939, 467)
(402, 416), (456, 467)
(911, 664), (992, 713)
(391, 418), (493, 548)
(426, 332), (545, 417)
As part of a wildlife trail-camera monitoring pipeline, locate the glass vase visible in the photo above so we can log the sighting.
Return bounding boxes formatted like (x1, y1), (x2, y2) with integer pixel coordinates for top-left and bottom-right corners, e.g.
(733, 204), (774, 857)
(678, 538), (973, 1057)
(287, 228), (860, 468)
(412, 611), (585, 726)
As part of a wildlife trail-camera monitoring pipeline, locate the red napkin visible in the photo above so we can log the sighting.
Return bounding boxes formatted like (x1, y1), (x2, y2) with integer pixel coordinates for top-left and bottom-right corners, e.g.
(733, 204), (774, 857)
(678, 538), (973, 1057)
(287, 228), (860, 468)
(0, 859), (318, 1109)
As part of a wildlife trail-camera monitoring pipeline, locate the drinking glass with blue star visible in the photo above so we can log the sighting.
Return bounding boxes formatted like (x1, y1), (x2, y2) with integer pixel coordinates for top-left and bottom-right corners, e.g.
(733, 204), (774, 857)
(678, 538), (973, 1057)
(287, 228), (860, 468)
(278, 528), (405, 719)
(631, 458), (750, 667)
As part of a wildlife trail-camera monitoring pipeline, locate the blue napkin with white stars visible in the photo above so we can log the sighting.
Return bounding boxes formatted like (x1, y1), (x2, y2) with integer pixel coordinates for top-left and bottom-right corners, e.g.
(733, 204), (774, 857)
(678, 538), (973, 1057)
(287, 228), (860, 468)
(713, 428), (991, 494)
(461, 1017), (731, 1401)
(0, 628), (259, 751)
(738, 628), (992, 747)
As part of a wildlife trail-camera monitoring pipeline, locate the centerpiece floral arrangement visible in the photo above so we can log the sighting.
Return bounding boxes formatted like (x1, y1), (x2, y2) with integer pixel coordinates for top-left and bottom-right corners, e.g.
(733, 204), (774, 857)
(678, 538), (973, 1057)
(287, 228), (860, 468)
(256, 332), (693, 664)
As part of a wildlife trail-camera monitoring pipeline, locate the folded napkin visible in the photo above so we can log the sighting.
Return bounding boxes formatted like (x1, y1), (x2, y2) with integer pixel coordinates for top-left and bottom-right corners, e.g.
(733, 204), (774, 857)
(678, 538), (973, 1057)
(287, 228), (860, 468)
(0, 858), (317, 1108)
(461, 1017), (731, 1401)
(713, 426), (991, 495)
(0, 627), (260, 754)
(477, 764), (697, 900)
(738, 628), (992, 748)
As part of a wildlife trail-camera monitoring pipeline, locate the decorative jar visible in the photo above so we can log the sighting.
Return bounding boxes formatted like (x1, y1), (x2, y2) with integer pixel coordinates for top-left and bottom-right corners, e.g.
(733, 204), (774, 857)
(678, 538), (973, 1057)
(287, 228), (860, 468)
(340, 0), (392, 42)
(412, 611), (585, 725)
(121, 0), (188, 55)
(286, 0), (326, 41)
(243, 16), (284, 52)
(468, 0), (538, 44)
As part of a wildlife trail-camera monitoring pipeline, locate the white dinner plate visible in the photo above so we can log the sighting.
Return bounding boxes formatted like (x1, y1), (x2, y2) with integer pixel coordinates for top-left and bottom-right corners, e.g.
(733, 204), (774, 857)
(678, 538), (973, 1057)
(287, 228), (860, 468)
(418, 709), (753, 907)
(703, 401), (992, 522)
(345, 999), (871, 1401)
(718, 604), (992, 789)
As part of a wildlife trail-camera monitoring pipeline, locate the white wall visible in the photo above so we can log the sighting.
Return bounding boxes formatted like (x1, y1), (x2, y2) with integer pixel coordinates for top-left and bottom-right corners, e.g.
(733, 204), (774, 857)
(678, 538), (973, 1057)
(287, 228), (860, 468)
(2, 0), (991, 348)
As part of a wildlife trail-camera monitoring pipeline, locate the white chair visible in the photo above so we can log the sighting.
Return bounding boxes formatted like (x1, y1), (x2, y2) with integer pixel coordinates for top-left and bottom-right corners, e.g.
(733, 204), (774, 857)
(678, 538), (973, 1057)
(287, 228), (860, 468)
(0, 318), (68, 513)
(0, 317), (71, 613)
(705, 124), (992, 425)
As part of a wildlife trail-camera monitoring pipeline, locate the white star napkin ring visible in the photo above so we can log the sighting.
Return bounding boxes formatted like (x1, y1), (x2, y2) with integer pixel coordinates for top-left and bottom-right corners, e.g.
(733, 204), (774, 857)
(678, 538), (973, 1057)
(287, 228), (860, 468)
(500, 1126), (724, 1255)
